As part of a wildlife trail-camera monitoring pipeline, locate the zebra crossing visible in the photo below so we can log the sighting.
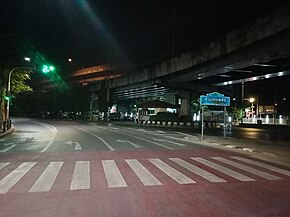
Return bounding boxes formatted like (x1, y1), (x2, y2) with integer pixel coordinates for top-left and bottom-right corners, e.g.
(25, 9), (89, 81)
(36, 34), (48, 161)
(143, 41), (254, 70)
(0, 156), (289, 194)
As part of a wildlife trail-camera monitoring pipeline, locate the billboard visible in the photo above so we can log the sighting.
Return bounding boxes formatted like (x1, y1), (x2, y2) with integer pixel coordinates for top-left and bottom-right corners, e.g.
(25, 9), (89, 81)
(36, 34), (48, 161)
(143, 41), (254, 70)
(258, 105), (275, 114)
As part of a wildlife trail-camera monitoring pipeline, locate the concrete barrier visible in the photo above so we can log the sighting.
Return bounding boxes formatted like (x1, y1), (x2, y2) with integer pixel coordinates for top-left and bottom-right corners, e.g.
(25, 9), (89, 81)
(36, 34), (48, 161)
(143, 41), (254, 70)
(137, 120), (209, 129)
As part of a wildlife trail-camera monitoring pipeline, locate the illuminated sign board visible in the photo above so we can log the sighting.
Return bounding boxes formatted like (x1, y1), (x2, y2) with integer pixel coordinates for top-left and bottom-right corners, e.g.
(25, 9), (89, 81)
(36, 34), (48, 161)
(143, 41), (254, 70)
(200, 92), (230, 107)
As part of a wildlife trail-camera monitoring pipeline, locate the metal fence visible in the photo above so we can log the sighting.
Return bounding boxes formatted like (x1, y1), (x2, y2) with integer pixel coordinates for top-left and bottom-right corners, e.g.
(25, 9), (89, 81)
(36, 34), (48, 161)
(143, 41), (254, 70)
(242, 117), (290, 126)
(1, 119), (12, 133)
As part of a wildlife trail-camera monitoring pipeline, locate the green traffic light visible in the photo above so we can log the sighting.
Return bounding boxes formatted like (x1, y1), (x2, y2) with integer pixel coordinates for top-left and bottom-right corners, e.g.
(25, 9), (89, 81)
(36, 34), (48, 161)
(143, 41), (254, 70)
(42, 65), (49, 73)
(42, 65), (55, 73)
(49, 66), (55, 71)
(4, 96), (9, 101)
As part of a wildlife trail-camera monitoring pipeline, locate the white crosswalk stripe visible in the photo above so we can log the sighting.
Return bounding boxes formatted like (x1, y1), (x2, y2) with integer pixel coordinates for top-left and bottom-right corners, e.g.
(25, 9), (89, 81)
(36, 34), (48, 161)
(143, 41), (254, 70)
(212, 157), (281, 180)
(0, 156), (288, 194)
(0, 162), (37, 194)
(191, 157), (255, 181)
(169, 158), (226, 183)
(0, 162), (10, 170)
(231, 156), (290, 176)
(102, 160), (127, 188)
(30, 162), (63, 192)
(149, 159), (195, 184)
(126, 159), (162, 186)
(70, 161), (90, 190)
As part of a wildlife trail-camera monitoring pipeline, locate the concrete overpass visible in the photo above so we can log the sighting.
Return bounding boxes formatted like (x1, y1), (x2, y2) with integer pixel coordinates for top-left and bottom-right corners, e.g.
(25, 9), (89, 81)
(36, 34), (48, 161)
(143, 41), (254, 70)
(33, 3), (290, 117)
(103, 4), (290, 97)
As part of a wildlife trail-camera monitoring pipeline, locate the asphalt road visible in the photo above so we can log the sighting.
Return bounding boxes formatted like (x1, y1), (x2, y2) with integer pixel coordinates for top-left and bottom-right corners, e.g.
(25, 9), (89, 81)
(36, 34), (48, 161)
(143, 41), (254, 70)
(204, 126), (290, 141)
(0, 118), (290, 217)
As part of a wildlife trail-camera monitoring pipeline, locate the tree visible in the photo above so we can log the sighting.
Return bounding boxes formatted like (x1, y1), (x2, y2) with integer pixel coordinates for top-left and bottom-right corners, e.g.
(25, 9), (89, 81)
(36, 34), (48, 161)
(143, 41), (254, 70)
(229, 105), (244, 123)
(0, 68), (32, 121)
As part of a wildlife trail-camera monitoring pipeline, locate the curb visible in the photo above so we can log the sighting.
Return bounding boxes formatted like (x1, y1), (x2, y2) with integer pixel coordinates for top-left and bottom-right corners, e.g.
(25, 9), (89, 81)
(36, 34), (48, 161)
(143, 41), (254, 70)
(0, 125), (15, 138)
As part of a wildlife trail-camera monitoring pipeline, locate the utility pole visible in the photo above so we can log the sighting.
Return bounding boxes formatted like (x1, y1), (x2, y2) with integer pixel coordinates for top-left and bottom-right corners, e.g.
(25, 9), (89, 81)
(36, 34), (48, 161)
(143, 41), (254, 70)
(241, 82), (245, 123)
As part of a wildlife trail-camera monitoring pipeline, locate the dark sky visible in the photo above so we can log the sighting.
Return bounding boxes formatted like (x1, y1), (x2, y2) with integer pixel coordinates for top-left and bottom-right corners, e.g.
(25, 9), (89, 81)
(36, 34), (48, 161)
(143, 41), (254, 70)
(1, 0), (283, 72)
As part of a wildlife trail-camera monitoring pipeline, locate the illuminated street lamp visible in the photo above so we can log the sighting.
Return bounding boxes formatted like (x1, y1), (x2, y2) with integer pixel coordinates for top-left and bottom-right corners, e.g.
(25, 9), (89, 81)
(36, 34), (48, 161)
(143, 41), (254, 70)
(24, 57), (31, 62)
(249, 97), (255, 119)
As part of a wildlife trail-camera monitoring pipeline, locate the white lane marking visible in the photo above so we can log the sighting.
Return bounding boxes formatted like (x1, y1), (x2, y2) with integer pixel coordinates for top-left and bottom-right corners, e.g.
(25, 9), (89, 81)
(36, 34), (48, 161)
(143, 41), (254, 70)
(39, 123), (58, 153)
(169, 158), (226, 183)
(70, 161), (90, 190)
(75, 127), (115, 151)
(126, 159), (162, 186)
(109, 127), (119, 130)
(0, 144), (16, 152)
(152, 138), (186, 147)
(4, 142), (14, 146)
(132, 129), (166, 136)
(40, 140), (55, 152)
(97, 136), (115, 151)
(38, 122), (57, 131)
(231, 156), (290, 176)
(149, 159), (195, 184)
(191, 157), (255, 182)
(65, 141), (83, 151)
(132, 136), (174, 150)
(117, 140), (142, 148)
(0, 162), (37, 194)
(29, 162), (63, 192)
(0, 163), (10, 170)
(176, 132), (194, 137)
(175, 132), (200, 140)
(94, 126), (173, 150)
(75, 142), (82, 151)
(102, 160), (127, 188)
(212, 157), (281, 180)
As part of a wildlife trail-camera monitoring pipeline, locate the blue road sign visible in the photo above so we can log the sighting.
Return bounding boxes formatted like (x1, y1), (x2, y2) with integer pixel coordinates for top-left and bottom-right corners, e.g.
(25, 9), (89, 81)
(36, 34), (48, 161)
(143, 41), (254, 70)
(200, 92), (230, 106)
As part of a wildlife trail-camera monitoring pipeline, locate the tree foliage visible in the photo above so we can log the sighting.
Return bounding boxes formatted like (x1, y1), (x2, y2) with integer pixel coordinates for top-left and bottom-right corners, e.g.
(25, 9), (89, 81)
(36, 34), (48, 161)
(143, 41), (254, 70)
(0, 68), (32, 121)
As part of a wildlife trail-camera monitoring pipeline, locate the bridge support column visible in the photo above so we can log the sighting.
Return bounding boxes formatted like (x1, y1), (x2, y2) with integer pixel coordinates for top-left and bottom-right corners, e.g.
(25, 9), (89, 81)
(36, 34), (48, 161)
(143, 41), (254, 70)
(165, 91), (191, 118)
(178, 90), (191, 117)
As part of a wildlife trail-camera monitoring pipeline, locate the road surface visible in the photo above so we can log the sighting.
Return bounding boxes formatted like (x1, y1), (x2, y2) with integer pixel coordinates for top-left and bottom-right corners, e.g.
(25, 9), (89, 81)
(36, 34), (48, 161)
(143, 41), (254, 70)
(0, 118), (289, 217)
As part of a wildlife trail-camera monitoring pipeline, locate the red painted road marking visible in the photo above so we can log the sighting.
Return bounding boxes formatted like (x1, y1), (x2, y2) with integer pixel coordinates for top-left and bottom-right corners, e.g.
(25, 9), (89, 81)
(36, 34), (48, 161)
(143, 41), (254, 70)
(0, 149), (290, 217)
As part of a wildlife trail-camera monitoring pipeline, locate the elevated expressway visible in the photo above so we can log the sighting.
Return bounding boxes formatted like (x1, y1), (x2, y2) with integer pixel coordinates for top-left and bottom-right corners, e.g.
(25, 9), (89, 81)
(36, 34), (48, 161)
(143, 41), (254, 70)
(35, 4), (290, 116)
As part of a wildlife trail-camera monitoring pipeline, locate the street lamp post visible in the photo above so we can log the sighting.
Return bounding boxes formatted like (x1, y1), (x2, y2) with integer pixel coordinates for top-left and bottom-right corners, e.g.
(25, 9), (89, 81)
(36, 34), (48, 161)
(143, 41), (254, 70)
(249, 97), (255, 122)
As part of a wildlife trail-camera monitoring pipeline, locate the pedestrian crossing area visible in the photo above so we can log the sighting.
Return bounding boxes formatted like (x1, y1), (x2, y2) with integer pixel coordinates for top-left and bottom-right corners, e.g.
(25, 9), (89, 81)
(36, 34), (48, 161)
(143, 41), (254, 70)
(0, 156), (289, 194)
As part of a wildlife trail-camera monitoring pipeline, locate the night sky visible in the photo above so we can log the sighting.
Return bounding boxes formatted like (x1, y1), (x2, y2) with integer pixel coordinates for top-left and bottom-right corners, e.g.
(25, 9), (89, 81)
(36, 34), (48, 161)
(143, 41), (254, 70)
(1, 1), (281, 70)
(1, 1), (289, 108)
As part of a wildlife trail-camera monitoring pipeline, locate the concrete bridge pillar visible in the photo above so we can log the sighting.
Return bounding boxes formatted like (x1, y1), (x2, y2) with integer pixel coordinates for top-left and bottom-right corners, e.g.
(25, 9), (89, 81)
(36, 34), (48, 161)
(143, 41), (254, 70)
(165, 90), (191, 117)
(178, 90), (191, 117)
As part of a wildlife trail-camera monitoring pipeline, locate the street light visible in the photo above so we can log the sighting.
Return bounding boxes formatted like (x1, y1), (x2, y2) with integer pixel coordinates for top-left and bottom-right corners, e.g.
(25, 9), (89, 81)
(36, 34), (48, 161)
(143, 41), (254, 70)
(24, 57), (31, 62)
(249, 97), (255, 120)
